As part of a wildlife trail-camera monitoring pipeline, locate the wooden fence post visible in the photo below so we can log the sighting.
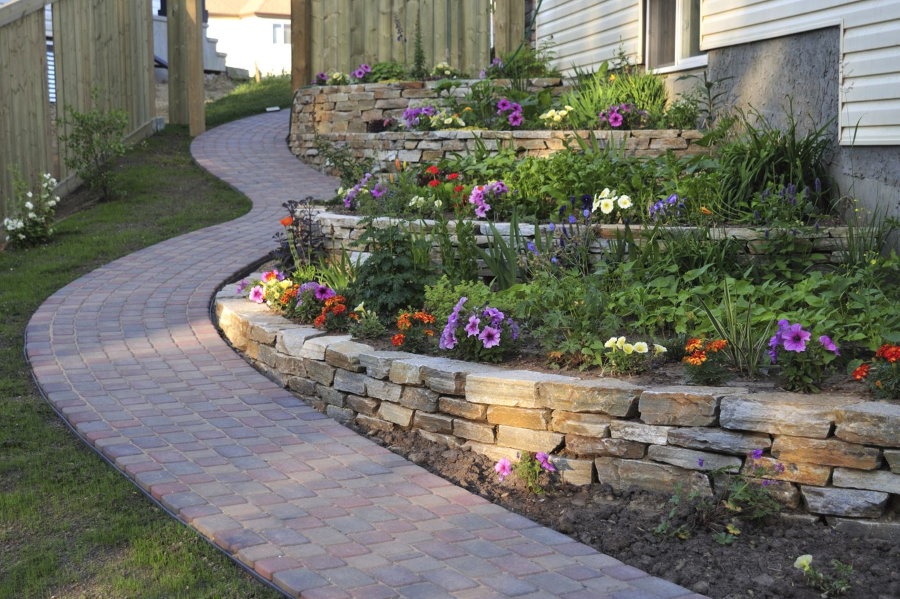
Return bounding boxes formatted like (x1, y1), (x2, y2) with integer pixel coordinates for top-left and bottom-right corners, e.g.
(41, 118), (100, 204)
(291, 0), (312, 91)
(167, 0), (205, 135)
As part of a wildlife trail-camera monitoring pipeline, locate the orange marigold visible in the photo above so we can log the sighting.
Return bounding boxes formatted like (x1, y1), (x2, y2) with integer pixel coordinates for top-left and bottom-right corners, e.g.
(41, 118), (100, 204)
(685, 338), (704, 353)
(397, 313), (412, 330)
(707, 339), (728, 353)
(391, 333), (405, 346)
(414, 311), (436, 324)
(683, 351), (707, 366)
(851, 363), (870, 381)
(313, 314), (326, 328)
(424, 328), (434, 336)
(324, 295), (346, 308)
(348, 312), (359, 320)
(331, 304), (347, 315)
(280, 216), (293, 227)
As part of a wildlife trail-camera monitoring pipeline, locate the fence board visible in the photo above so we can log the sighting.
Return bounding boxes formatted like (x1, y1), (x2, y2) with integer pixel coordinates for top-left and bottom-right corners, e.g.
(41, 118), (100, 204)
(2, 0), (155, 231)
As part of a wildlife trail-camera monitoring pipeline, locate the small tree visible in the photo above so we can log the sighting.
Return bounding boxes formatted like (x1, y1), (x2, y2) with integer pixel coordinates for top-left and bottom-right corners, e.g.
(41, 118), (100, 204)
(59, 92), (127, 201)
(410, 7), (427, 80)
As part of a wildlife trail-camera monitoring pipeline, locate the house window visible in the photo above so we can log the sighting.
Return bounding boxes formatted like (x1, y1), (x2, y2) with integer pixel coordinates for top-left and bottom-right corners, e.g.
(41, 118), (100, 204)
(645, 0), (705, 71)
(273, 23), (291, 44)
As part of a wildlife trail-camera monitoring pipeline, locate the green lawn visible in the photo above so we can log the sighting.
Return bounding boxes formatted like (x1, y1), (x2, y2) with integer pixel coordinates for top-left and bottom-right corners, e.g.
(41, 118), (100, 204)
(206, 75), (294, 128)
(0, 127), (282, 599)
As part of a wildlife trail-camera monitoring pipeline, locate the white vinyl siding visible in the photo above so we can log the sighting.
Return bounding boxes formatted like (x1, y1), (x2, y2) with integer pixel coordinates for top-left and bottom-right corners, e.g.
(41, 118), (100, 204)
(536, 0), (642, 74)
(700, 0), (900, 145)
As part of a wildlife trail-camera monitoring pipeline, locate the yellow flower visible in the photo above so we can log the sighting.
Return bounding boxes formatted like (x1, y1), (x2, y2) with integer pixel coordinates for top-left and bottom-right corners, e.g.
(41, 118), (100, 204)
(793, 555), (813, 571)
(553, 114), (562, 122)
(633, 341), (649, 354)
(604, 336), (618, 349)
(609, 74), (616, 81)
(623, 343), (634, 354)
(653, 344), (667, 354)
(564, 105), (574, 111)
(616, 336), (626, 350)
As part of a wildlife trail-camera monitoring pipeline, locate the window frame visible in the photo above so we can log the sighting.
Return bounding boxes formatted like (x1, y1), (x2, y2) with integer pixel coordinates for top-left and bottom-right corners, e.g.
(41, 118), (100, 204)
(644, 0), (707, 74)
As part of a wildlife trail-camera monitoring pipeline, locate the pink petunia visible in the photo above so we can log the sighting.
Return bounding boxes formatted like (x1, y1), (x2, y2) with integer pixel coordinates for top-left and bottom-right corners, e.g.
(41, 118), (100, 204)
(474, 201), (491, 218)
(494, 458), (512, 481)
(464, 315), (481, 337)
(249, 285), (265, 303)
(535, 452), (556, 472)
(608, 112), (624, 128)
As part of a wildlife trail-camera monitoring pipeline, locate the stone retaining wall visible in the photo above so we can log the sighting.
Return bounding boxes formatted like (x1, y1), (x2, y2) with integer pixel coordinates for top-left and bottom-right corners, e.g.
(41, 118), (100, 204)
(216, 291), (899, 526)
(288, 80), (706, 172)
(313, 212), (850, 266)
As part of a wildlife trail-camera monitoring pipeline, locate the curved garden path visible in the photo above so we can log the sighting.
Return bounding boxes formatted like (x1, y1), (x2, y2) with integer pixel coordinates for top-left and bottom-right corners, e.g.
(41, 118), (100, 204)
(26, 111), (704, 599)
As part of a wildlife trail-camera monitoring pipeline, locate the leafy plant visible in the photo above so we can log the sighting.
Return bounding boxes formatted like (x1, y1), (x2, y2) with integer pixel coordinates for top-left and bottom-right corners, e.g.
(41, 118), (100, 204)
(313, 136), (373, 189)
(477, 211), (528, 290)
(676, 71), (733, 129)
(347, 303), (387, 339)
(369, 61), (407, 82)
(794, 555), (853, 596)
(3, 171), (59, 248)
(59, 94), (128, 200)
(391, 309), (438, 352)
(768, 319), (841, 393)
(273, 196), (325, 274)
(494, 452), (557, 494)
(316, 248), (359, 295)
(698, 280), (774, 377)
(410, 7), (427, 80)
(351, 222), (437, 316)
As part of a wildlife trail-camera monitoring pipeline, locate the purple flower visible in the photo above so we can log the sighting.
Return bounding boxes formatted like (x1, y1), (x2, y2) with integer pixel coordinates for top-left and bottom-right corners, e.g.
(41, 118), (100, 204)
(496, 98), (512, 112)
(761, 479), (771, 487)
(527, 241), (538, 255)
(583, 209), (591, 219)
(352, 68), (365, 79)
(474, 201), (491, 218)
(439, 328), (458, 350)
(236, 279), (249, 293)
(482, 307), (505, 325)
(782, 323), (811, 352)
(495, 458), (512, 481)
(465, 315), (481, 337)
(818, 335), (839, 355)
(371, 183), (387, 198)
(249, 285), (265, 303)
(774, 462), (785, 474)
(751, 449), (764, 460)
(548, 222), (555, 231)
(508, 111), (524, 127)
(608, 112), (624, 128)
(361, 63), (371, 73)
(314, 285), (335, 301)
(568, 215), (576, 224)
(479, 326), (501, 348)
(697, 458), (705, 467)
(536, 452), (556, 472)
(511, 103), (522, 113)
(506, 318), (520, 340)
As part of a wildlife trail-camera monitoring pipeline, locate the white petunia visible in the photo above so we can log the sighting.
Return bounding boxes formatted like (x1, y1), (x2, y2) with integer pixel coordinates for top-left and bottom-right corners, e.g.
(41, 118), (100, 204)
(617, 195), (633, 210)
(653, 344), (668, 354)
(604, 336), (617, 349)
(25, 201), (33, 210)
(616, 336), (626, 350)
(633, 341), (649, 353)
(599, 198), (615, 214)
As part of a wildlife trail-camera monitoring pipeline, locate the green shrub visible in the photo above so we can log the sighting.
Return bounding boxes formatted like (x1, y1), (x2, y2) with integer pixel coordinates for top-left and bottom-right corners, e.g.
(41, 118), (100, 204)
(59, 98), (127, 200)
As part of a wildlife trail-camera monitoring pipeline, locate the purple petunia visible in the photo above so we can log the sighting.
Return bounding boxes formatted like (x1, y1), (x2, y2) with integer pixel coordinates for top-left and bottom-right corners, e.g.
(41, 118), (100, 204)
(236, 279), (250, 293)
(536, 452), (556, 472)
(371, 182), (387, 198)
(608, 112), (624, 128)
(782, 323), (811, 352)
(818, 335), (839, 355)
(496, 98), (512, 113)
(508, 111), (524, 127)
(751, 449), (764, 460)
(482, 307), (505, 326)
(314, 285), (335, 301)
(249, 285), (265, 303)
(474, 201), (491, 218)
(479, 326), (501, 348)
(465, 315), (481, 337)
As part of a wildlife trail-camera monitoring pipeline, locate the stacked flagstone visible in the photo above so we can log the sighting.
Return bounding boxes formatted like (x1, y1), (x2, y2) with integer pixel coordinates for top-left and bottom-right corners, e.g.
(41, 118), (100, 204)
(288, 80), (706, 172)
(216, 292), (899, 529)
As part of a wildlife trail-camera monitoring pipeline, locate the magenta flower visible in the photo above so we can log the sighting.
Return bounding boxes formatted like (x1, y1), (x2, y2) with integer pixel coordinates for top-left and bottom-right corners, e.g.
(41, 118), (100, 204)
(236, 279), (249, 293)
(536, 452), (556, 472)
(371, 183), (387, 198)
(818, 335), (839, 355)
(508, 111), (524, 127)
(249, 285), (265, 303)
(608, 112), (624, 128)
(751, 449), (764, 460)
(782, 323), (811, 352)
(479, 326), (501, 348)
(474, 201), (491, 218)
(314, 285), (335, 301)
(496, 98), (512, 113)
(494, 458), (512, 481)
(464, 315), (481, 337)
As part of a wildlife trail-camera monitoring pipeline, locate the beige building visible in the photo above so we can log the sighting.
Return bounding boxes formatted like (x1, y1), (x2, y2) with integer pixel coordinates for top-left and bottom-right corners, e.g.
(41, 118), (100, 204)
(206, 0), (292, 77)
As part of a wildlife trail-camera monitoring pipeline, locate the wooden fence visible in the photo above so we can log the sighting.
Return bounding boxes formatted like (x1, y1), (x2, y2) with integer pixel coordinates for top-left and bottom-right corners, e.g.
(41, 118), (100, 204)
(306, 0), (526, 80)
(0, 0), (155, 229)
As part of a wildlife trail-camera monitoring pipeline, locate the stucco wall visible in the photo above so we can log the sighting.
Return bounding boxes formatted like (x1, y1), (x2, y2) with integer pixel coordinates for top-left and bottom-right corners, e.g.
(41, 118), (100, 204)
(706, 26), (900, 224)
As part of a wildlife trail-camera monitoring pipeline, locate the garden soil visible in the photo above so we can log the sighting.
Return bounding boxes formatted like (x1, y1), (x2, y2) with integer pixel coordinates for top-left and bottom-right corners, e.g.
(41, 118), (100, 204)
(355, 425), (899, 599)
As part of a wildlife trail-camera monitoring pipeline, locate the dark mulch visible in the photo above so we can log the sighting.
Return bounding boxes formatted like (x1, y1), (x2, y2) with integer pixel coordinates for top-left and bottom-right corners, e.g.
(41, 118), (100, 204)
(353, 425), (899, 599)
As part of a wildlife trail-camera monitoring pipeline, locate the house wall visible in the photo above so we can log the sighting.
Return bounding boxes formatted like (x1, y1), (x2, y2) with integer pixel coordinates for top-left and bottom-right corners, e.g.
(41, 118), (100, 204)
(206, 15), (291, 76)
(700, 0), (900, 147)
(536, 0), (642, 73)
(706, 26), (900, 222)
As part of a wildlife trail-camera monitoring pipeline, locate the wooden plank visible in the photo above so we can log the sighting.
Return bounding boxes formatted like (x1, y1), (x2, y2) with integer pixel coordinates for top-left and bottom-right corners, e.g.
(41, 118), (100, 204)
(349, 0), (364, 67)
(494, 0), (511, 57)
(0, 0), (45, 29)
(292, 0), (312, 89)
(167, 0), (205, 133)
(376, 0), (391, 63)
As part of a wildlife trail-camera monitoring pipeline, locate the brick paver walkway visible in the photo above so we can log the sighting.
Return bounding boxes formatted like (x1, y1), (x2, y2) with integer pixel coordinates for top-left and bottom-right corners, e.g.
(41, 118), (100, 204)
(26, 111), (704, 599)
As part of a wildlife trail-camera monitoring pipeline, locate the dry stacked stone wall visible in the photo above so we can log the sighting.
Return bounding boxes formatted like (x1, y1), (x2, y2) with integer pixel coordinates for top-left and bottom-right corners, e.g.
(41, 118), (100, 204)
(288, 80), (707, 172)
(216, 289), (900, 528)
(313, 212), (850, 266)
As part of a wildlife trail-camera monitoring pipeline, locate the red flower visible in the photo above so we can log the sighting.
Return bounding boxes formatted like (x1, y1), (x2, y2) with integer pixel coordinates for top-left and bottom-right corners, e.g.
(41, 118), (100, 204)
(428, 180), (440, 187)
(280, 216), (293, 227)
(425, 165), (439, 175)
(391, 333), (405, 346)
(314, 314), (326, 328)
(453, 185), (465, 193)
(331, 304), (347, 315)
(852, 363), (870, 380)
(447, 173), (459, 180)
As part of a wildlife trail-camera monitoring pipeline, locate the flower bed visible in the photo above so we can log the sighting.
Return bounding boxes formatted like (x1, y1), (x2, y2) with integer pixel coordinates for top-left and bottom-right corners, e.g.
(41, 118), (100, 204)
(216, 287), (900, 524)
(288, 80), (706, 172)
